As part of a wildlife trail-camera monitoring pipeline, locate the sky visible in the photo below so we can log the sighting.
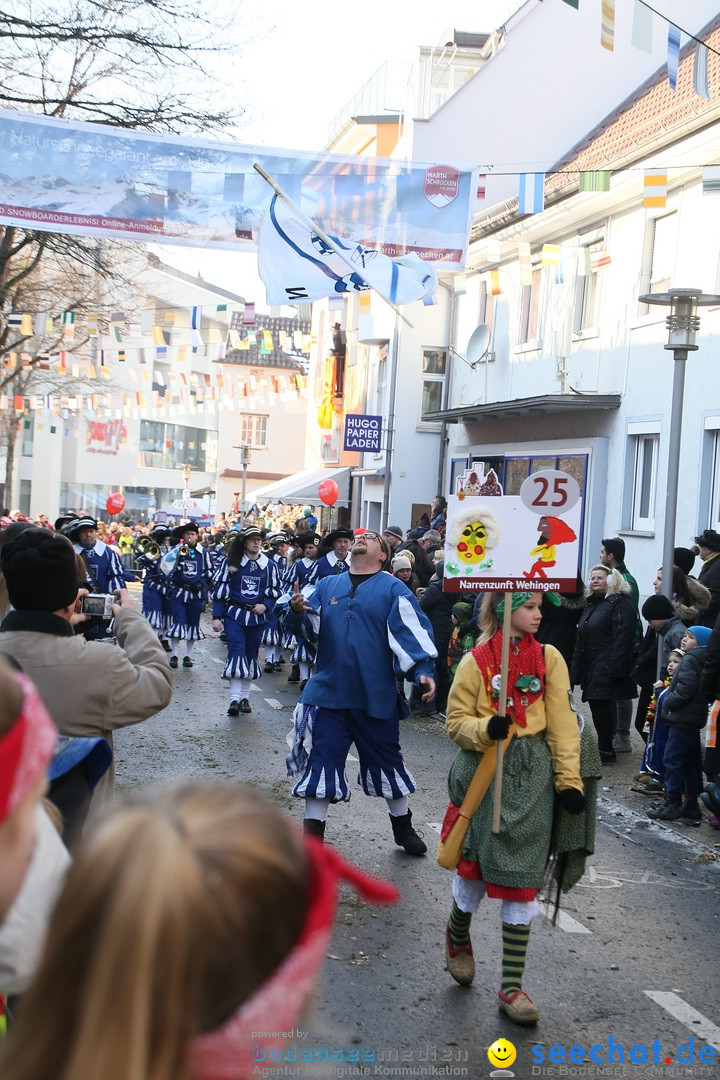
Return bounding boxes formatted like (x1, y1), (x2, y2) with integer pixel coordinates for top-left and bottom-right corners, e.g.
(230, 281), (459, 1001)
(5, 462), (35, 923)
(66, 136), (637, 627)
(152, 0), (522, 298)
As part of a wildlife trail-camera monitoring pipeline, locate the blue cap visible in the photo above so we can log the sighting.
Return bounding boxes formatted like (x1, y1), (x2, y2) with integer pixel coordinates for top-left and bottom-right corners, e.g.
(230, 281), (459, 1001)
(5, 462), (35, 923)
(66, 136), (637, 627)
(687, 625), (712, 648)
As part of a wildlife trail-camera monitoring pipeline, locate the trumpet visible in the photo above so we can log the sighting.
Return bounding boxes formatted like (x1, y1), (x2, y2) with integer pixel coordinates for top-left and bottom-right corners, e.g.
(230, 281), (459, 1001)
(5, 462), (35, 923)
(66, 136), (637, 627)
(178, 542), (191, 556)
(261, 541), (272, 553)
(134, 536), (161, 561)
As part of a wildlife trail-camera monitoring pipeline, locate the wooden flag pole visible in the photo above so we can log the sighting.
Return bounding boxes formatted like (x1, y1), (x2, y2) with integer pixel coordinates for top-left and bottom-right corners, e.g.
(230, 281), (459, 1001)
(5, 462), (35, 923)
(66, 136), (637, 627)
(252, 162), (414, 329)
(492, 591), (513, 834)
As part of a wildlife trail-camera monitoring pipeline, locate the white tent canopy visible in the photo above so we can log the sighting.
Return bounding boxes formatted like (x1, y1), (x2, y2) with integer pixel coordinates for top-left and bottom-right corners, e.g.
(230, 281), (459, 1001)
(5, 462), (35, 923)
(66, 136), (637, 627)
(249, 466), (351, 507)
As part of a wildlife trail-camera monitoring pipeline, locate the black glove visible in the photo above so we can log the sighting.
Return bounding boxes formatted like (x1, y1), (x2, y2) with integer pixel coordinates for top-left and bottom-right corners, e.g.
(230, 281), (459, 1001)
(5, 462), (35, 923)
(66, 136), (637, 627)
(557, 788), (586, 815)
(487, 714), (511, 740)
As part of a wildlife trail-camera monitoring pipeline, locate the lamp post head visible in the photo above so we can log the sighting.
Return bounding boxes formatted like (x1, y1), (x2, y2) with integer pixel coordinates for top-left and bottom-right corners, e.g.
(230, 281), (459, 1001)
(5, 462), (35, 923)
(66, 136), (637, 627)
(637, 287), (720, 352)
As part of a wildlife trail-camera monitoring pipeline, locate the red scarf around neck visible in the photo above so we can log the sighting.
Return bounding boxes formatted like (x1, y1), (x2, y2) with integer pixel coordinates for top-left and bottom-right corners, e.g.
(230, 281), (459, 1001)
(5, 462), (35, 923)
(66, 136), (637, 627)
(471, 629), (546, 727)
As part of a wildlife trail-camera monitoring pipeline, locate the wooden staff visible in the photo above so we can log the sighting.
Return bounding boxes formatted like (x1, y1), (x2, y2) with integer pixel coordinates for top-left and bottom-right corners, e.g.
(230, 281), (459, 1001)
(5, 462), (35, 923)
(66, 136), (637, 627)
(492, 591), (513, 834)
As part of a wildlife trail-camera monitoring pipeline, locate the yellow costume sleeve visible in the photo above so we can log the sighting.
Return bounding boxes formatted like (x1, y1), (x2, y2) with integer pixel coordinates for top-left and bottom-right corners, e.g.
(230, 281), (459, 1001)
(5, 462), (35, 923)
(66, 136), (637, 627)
(445, 651), (496, 753)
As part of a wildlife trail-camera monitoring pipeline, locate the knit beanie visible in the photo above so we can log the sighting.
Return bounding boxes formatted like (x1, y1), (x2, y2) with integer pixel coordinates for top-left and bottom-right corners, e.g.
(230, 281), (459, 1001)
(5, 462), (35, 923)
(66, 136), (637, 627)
(452, 602), (473, 624)
(384, 525), (404, 541)
(392, 555), (412, 573)
(641, 594), (674, 621)
(1, 528), (80, 612)
(687, 625), (712, 647)
(673, 547), (696, 575)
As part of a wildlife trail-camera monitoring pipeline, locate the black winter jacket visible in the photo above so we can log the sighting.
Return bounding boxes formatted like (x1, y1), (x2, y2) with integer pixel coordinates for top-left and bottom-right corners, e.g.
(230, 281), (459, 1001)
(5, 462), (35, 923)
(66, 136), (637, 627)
(701, 616), (720, 702)
(697, 553), (720, 628)
(570, 590), (637, 701)
(663, 646), (709, 729)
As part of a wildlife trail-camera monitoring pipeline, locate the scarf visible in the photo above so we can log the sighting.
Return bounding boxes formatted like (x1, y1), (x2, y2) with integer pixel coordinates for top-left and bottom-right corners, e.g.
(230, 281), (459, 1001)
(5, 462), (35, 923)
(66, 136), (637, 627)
(0, 673), (57, 824)
(471, 629), (546, 728)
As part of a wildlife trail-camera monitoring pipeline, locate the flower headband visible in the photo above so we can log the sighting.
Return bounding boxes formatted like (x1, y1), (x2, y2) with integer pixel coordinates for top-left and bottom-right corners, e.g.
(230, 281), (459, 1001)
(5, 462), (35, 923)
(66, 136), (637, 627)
(188, 837), (399, 1080)
(494, 592), (535, 618)
(0, 672), (57, 824)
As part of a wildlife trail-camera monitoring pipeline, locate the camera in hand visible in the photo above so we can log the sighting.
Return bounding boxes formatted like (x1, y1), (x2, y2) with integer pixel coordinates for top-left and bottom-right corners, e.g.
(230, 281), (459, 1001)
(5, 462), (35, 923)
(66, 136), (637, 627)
(81, 593), (114, 620)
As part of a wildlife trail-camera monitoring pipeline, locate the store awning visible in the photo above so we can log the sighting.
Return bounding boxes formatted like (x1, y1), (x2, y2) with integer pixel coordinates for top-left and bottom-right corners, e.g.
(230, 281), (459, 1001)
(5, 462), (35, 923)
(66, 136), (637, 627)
(423, 392), (622, 424)
(248, 466), (352, 507)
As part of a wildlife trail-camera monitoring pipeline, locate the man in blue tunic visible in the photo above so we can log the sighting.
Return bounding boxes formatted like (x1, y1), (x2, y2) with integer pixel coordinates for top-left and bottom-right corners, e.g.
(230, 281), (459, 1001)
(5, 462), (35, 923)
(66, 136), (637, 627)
(65, 516), (125, 640)
(286, 529), (437, 855)
(307, 526), (353, 583)
(212, 526), (281, 716)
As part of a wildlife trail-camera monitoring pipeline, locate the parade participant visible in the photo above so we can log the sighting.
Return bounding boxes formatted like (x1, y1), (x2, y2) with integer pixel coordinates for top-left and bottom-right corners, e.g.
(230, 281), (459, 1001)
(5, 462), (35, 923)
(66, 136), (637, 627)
(212, 527), (281, 716)
(0, 528), (173, 807)
(283, 532), (320, 686)
(166, 522), (213, 669)
(307, 526), (353, 583)
(0, 780), (398, 1080)
(262, 532), (291, 672)
(64, 515), (125, 640)
(441, 592), (587, 1025)
(136, 526), (172, 651)
(286, 529), (437, 854)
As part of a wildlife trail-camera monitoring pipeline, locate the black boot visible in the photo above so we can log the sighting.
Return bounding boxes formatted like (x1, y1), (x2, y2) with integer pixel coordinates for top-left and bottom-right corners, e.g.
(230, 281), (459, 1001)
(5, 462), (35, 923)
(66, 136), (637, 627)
(288, 664), (301, 683)
(303, 818), (326, 841)
(389, 810), (427, 856)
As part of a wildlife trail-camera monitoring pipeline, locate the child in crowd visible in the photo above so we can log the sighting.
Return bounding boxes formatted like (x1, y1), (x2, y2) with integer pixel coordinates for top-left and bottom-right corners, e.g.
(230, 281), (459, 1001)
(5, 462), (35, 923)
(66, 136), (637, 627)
(648, 626), (711, 825)
(446, 602), (477, 681)
(0, 780), (398, 1080)
(635, 648), (684, 795)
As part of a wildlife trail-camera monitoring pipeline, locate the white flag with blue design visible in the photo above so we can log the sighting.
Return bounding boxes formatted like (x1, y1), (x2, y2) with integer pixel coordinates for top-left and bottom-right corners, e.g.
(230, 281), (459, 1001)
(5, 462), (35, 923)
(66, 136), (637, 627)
(258, 194), (438, 307)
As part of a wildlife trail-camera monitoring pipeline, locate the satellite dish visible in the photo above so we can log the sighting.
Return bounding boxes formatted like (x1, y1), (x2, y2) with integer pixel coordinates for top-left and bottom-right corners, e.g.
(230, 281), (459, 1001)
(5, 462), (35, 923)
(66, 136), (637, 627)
(466, 324), (491, 365)
(449, 324), (492, 369)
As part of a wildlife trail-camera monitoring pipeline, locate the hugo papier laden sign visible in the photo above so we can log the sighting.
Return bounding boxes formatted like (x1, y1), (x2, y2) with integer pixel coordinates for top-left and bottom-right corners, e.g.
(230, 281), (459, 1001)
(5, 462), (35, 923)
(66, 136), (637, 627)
(343, 414), (382, 452)
(442, 467), (582, 594)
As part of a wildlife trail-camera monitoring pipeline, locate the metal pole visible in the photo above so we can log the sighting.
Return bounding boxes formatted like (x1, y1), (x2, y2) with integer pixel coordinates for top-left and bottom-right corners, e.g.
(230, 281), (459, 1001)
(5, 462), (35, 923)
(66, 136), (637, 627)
(240, 444), (250, 527)
(660, 348), (687, 601)
(381, 311), (401, 532)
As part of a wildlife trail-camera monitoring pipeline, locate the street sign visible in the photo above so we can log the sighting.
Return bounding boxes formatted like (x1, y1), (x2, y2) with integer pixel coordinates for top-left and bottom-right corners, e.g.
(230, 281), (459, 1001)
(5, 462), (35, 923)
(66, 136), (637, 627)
(343, 413), (382, 452)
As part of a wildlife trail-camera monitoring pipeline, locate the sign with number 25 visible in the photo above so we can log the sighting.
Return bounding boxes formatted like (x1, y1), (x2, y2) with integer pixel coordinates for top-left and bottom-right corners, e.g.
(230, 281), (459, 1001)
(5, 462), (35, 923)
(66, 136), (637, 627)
(443, 469), (582, 593)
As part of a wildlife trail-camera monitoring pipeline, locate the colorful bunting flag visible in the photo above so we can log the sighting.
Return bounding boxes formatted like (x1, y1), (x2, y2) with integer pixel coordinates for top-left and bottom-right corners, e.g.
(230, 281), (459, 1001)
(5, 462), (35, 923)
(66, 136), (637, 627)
(541, 244), (560, 267)
(62, 311), (75, 340)
(644, 169), (667, 208)
(702, 166), (720, 193)
(694, 42), (710, 100)
(601, 0), (615, 52)
(578, 248), (592, 277)
(490, 269), (502, 296)
(86, 313), (98, 336)
(242, 303), (255, 326)
(579, 170), (611, 192)
(518, 242), (532, 286)
(590, 248), (611, 271)
(562, 0), (579, 7)
(518, 173), (545, 215)
(667, 24), (681, 90)
(631, 0), (653, 53)
(477, 174), (486, 201)
(20, 314), (32, 336)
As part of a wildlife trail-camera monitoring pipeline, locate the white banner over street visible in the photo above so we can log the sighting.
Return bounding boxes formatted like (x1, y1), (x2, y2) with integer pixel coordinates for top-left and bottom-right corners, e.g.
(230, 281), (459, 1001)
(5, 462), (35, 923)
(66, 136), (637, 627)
(0, 109), (477, 266)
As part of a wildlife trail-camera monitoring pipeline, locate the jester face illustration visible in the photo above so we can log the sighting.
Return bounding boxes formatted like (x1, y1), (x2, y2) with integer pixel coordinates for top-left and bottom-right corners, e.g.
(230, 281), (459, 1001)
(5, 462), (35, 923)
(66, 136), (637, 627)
(457, 520), (489, 565)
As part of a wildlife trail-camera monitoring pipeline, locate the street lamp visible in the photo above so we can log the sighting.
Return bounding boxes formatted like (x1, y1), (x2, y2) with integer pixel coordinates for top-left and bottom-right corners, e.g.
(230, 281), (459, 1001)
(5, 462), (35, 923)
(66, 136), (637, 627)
(232, 444), (251, 526)
(636, 287), (720, 602)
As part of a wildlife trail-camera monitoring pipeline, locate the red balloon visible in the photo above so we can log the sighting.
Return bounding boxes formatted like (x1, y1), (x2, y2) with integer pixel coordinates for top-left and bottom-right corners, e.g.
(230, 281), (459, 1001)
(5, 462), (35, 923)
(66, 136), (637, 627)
(318, 479), (339, 506)
(106, 492), (126, 515)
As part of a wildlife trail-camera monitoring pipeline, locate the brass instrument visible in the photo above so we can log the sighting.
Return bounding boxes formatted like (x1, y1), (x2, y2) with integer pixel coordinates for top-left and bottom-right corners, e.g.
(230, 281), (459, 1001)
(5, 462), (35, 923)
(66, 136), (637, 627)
(134, 536), (162, 561)
(221, 533), (237, 556)
(178, 542), (191, 556)
(261, 541), (272, 553)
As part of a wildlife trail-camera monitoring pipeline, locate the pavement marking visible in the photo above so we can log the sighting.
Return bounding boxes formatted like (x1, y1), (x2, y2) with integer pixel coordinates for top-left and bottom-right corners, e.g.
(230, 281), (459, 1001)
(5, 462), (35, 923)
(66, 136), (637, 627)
(264, 698), (284, 710)
(427, 822), (442, 834)
(539, 903), (592, 934)
(644, 991), (720, 1051)
(209, 657), (224, 664)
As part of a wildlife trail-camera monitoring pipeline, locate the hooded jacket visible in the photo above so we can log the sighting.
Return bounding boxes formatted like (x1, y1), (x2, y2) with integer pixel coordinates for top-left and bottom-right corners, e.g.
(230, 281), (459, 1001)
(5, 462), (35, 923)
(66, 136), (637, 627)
(569, 572), (637, 701)
(662, 646), (709, 729)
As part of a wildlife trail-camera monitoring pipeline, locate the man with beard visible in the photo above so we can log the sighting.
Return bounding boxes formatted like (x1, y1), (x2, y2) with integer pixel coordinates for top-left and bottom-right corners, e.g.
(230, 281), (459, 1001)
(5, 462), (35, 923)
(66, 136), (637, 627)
(286, 529), (437, 855)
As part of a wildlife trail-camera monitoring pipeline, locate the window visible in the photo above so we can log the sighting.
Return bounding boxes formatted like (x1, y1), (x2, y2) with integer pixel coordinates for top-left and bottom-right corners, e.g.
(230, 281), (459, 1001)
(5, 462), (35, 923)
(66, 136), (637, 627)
(630, 434), (659, 530)
(573, 241), (603, 332)
(639, 213), (677, 313)
(420, 348), (447, 422)
(18, 478), (31, 516)
(518, 266), (541, 344)
(240, 413), (268, 448)
(708, 429), (720, 532)
(138, 421), (218, 472)
(21, 415), (34, 457)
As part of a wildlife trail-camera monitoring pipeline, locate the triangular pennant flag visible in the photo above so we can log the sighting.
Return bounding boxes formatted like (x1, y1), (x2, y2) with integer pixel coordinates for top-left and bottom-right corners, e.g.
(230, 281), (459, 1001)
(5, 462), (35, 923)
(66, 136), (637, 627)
(667, 24), (681, 90)
(693, 42), (710, 100)
(601, 0), (615, 52)
(644, 169), (667, 208)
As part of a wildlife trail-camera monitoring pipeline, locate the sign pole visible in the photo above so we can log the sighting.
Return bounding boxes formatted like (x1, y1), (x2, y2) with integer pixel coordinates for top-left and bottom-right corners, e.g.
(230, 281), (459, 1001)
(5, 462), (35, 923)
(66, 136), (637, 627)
(492, 592), (513, 835)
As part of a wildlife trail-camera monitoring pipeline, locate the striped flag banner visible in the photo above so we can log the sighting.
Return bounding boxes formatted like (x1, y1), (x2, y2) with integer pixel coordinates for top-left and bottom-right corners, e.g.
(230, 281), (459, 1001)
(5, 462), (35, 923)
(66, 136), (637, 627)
(490, 269), (502, 296)
(85, 313), (98, 336)
(7, 313), (22, 327)
(702, 166), (720, 193)
(590, 248), (611, 271)
(541, 244), (560, 267)
(242, 303), (255, 325)
(518, 242), (532, 286)
(555, 260), (564, 285)
(694, 42), (710, 100)
(190, 306), (202, 330)
(644, 169), (667, 208)
(518, 173), (545, 215)
(631, 0), (653, 53)
(601, 0), (615, 52)
(667, 24), (681, 90)
(20, 314), (33, 336)
(579, 170), (611, 192)
(477, 174), (486, 201)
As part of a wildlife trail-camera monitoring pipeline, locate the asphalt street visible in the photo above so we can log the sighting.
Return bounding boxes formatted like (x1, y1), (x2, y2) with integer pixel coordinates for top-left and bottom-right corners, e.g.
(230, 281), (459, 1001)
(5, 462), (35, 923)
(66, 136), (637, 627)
(114, 618), (720, 1080)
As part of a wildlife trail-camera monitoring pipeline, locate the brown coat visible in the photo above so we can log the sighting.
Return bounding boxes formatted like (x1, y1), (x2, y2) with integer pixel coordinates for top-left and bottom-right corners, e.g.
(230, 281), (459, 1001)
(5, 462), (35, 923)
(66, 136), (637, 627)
(0, 606), (174, 806)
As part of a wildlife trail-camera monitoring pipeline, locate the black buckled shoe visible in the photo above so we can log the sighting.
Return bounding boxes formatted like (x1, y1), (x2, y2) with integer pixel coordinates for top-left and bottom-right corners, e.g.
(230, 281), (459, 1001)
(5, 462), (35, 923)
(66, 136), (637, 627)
(227, 700), (240, 717)
(389, 810), (427, 856)
(264, 660), (275, 673)
(239, 698), (252, 714)
(169, 656), (178, 669)
(182, 656), (193, 668)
